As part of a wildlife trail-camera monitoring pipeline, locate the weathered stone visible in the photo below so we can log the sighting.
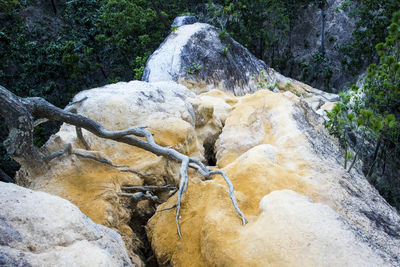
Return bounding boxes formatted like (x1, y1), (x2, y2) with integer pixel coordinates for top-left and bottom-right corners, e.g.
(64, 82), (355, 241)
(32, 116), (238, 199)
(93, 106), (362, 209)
(0, 182), (133, 266)
(147, 89), (400, 266)
(171, 16), (198, 28)
(18, 80), (221, 263)
(142, 22), (338, 117)
(11, 21), (400, 267)
(288, 0), (358, 91)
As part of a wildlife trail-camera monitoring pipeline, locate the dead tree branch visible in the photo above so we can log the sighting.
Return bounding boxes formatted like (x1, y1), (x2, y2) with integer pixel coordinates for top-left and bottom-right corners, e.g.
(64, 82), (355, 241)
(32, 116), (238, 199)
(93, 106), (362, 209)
(121, 185), (176, 191)
(149, 0), (170, 29)
(0, 85), (247, 237)
(75, 127), (90, 150)
(34, 96), (87, 127)
(44, 143), (72, 162)
(119, 192), (159, 201)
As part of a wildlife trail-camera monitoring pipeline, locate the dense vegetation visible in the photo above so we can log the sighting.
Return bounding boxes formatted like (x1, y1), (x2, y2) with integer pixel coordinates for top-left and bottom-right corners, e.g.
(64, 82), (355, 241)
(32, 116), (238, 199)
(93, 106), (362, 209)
(1, 0), (399, 209)
(326, 11), (400, 209)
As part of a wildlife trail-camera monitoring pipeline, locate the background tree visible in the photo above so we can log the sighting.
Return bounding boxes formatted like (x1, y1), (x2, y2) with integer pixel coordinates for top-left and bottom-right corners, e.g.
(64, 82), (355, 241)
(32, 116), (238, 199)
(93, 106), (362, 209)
(325, 10), (400, 209)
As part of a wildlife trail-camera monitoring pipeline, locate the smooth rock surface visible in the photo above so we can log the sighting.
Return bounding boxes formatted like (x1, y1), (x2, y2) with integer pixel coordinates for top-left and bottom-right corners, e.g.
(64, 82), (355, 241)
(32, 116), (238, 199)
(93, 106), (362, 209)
(0, 182), (132, 267)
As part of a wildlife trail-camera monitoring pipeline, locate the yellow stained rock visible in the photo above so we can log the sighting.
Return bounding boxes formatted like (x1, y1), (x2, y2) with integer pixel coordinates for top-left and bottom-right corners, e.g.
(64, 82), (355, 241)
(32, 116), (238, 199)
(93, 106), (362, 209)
(20, 81), (394, 266)
(147, 89), (389, 266)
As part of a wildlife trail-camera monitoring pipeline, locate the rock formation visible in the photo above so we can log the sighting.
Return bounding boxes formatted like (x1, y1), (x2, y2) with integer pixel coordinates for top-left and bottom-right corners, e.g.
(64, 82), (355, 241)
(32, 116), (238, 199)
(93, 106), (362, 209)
(142, 22), (338, 117)
(4, 21), (400, 266)
(288, 0), (358, 90)
(0, 182), (132, 266)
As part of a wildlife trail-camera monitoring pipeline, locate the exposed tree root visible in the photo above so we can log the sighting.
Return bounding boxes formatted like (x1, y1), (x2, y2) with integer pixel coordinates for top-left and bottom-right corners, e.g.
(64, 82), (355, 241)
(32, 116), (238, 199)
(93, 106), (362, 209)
(121, 185), (176, 191)
(43, 143), (72, 163)
(0, 85), (247, 238)
(119, 192), (159, 201)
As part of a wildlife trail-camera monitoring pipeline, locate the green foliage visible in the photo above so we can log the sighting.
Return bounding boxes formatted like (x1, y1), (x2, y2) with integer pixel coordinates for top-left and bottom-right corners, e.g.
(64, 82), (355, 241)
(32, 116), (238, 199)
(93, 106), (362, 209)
(185, 62), (203, 74)
(339, 0), (400, 75)
(297, 52), (333, 91)
(252, 70), (277, 91)
(0, 0), (18, 13)
(335, 0), (352, 12)
(325, 11), (400, 209)
(218, 30), (228, 40)
(0, 0), (174, 176)
(221, 44), (231, 57)
(33, 126), (47, 147)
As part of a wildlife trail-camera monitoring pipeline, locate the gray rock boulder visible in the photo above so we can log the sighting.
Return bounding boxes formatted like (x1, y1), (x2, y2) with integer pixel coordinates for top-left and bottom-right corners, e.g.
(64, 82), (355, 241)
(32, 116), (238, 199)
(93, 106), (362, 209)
(142, 22), (338, 117)
(0, 182), (133, 267)
(288, 0), (358, 90)
(142, 23), (268, 96)
(171, 16), (198, 28)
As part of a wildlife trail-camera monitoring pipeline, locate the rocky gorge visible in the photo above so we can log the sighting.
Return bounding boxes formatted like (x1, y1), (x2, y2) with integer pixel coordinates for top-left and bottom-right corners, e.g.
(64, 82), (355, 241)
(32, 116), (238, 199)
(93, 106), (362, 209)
(1, 19), (400, 266)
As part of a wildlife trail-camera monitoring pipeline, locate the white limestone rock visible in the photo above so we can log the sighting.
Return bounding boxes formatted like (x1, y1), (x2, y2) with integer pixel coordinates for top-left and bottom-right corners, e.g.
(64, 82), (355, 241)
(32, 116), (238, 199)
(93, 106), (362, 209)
(0, 182), (133, 267)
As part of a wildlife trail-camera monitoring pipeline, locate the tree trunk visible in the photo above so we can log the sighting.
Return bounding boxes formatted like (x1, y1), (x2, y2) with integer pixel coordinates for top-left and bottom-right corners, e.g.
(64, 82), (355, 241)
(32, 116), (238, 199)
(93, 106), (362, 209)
(320, 2), (326, 56)
(0, 86), (45, 175)
(50, 0), (57, 15)
(0, 168), (14, 183)
(149, 0), (170, 30)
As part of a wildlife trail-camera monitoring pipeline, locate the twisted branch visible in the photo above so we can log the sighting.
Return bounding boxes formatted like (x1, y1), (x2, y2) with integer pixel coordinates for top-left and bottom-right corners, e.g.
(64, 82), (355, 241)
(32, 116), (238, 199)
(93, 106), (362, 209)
(0, 86), (247, 237)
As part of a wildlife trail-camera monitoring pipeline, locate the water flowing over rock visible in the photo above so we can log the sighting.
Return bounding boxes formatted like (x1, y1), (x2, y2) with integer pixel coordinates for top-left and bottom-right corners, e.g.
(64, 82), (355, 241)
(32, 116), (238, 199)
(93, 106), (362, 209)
(0, 182), (132, 267)
(8, 22), (400, 266)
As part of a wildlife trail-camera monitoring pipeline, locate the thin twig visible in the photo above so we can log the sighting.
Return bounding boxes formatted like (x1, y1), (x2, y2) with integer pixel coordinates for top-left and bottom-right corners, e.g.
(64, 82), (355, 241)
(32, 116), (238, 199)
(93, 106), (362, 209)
(176, 157), (189, 238)
(65, 96), (88, 109)
(119, 192), (158, 201)
(44, 143), (72, 162)
(121, 185), (176, 191)
(347, 149), (360, 173)
(157, 204), (177, 212)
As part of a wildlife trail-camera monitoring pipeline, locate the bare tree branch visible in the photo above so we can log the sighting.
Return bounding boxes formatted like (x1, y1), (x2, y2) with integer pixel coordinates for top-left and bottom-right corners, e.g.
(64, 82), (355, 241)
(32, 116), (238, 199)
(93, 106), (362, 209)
(149, 0), (170, 29)
(34, 96), (88, 127)
(121, 185), (176, 191)
(157, 204), (177, 212)
(119, 191), (159, 201)
(0, 85), (247, 237)
(44, 143), (72, 162)
(75, 127), (90, 150)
